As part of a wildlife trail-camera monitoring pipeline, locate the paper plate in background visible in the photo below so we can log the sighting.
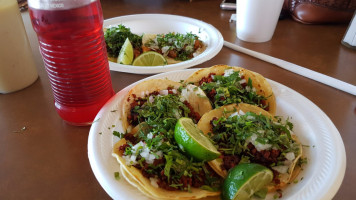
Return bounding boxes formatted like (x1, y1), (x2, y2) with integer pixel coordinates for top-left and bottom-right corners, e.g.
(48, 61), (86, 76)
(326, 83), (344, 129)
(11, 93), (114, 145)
(103, 14), (223, 74)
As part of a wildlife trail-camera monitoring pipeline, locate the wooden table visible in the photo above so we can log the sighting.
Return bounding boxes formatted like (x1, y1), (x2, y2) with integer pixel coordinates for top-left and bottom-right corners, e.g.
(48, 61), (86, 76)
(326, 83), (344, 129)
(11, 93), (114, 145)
(1, 0), (355, 199)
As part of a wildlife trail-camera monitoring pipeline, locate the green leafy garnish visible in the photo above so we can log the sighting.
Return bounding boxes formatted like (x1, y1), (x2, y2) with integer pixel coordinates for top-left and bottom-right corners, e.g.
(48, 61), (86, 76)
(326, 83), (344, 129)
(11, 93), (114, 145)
(113, 131), (124, 139)
(104, 24), (142, 57)
(114, 172), (120, 180)
(210, 111), (300, 166)
(145, 32), (201, 61)
(199, 70), (268, 109)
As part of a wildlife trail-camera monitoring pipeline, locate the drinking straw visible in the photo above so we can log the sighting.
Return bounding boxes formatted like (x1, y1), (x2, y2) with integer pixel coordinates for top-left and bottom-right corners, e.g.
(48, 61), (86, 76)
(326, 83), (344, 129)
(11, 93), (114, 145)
(224, 41), (356, 96)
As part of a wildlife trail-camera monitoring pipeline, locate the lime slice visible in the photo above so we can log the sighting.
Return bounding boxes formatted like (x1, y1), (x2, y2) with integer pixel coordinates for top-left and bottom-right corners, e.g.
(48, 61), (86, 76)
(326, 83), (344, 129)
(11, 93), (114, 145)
(117, 38), (134, 65)
(132, 51), (167, 66)
(221, 163), (273, 200)
(174, 117), (220, 161)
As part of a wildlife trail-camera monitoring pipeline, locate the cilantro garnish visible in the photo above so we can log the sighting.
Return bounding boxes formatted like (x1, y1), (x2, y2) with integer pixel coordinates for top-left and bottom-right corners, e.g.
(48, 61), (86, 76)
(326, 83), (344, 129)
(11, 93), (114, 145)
(146, 32), (201, 61)
(210, 111), (299, 167)
(200, 70), (268, 109)
(104, 24), (142, 57)
(114, 172), (120, 180)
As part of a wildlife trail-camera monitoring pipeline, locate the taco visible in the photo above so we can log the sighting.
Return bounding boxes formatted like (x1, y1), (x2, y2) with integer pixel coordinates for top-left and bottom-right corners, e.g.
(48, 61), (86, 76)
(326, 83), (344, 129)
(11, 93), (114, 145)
(142, 32), (206, 64)
(122, 79), (212, 131)
(185, 65), (276, 115)
(197, 103), (303, 192)
(112, 127), (221, 199)
(114, 79), (220, 199)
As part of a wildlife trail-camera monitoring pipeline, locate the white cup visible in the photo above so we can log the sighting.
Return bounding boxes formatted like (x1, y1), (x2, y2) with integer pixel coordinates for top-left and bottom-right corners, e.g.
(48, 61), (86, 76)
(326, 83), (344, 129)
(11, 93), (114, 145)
(236, 0), (284, 43)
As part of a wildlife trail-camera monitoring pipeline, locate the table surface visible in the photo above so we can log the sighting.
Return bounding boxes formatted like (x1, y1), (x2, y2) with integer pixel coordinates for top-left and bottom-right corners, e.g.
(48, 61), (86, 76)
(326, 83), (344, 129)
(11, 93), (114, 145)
(1, 0), (355, 199)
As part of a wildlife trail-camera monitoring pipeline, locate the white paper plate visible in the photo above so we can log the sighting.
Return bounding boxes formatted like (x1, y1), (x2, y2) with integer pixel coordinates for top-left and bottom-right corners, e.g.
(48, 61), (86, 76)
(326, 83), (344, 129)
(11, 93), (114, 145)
(88, 69), (346, 200)
(103, 14), (223, 74)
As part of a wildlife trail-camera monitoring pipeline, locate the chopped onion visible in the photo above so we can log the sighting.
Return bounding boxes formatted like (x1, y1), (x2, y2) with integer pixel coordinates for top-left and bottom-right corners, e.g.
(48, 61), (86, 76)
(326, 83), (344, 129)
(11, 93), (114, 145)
(246, 133), (272, 151)
(285, 152), (295, 161)
(224, 69), (234, 77)
(229, 112), (239, 118)
(284, 160), (292, 166)
(245, 86), (251, 92)
(123, 141), (163, 165)
(180, 84), (204, 102)
(147, 133), (153, 139)
(272, 165), (289, 174)
(150, 178), (159, 188)
(161, 46), (170, 54)
(159, 90), (169, 96)
(246, 115), (255, 120)
(255, 143), (272, 151)
(148, 95), (155, 103)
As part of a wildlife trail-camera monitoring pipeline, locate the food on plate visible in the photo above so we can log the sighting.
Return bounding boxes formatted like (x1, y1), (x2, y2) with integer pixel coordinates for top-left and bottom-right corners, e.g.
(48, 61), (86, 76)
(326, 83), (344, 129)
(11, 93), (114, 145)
(104, 24), (142, 62)
(117, 38), (134, 65)
(197, 103), (303, 192)
(142, 32), (206, 64)
(185, 65), (276, 115)
(221, 163), (274, 200)
(174, 117), (221, 162)
(132, 51), (167, 66)
(104, 24), (206, 66)
(113, 136), (221, 199)
(112, 79), (221, 199)
(121, 79), (212, 131)
(110, 67), (307, 199)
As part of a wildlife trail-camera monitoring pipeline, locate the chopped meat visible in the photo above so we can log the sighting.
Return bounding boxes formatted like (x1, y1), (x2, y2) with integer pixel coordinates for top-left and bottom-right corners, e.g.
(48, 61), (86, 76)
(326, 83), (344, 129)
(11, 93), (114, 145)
(156, 170), (177, 191)
(142, 46), (151, 53)
(153, 157), (165, 166)
(118, 144), (130, 155)
(272, 169), (281, 185)
(180, 175), (193, 188)
(167, 86), (175, 94)
(128, 97), (147, 126)
(133, 48), (141, 58)
(124, 134), (137, 144)
(194, 40), (202, 50)
(168, 50), (177, 58)
(222, 155), (240, 171)
(183, 101), (201, 122)
(133, 157), (165, 179)
(198, 73), (216, 85)
(192, 170), (205, 188)
(206, 88), (216, 103)
(247, 143), (281, 165)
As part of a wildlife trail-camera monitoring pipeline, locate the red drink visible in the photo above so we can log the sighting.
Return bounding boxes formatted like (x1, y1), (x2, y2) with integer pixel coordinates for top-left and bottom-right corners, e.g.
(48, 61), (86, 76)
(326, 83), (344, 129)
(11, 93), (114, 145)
(29, 0), (114, 125)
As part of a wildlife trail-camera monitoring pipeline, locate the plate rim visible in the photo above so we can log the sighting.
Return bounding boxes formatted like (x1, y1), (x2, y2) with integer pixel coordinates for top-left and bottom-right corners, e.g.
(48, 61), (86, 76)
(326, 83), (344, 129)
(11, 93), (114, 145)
(88, 69), (346, 200)
(103, 14), (224, 74)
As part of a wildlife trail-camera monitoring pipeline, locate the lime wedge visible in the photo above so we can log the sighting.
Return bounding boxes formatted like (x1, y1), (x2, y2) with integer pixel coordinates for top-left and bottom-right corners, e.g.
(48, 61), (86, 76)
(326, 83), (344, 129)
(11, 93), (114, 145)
(132, 51), (167, 66)
(221, 163), (273, 200)
(174, 117), (220, 161)
(117, 38), (134, 65)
